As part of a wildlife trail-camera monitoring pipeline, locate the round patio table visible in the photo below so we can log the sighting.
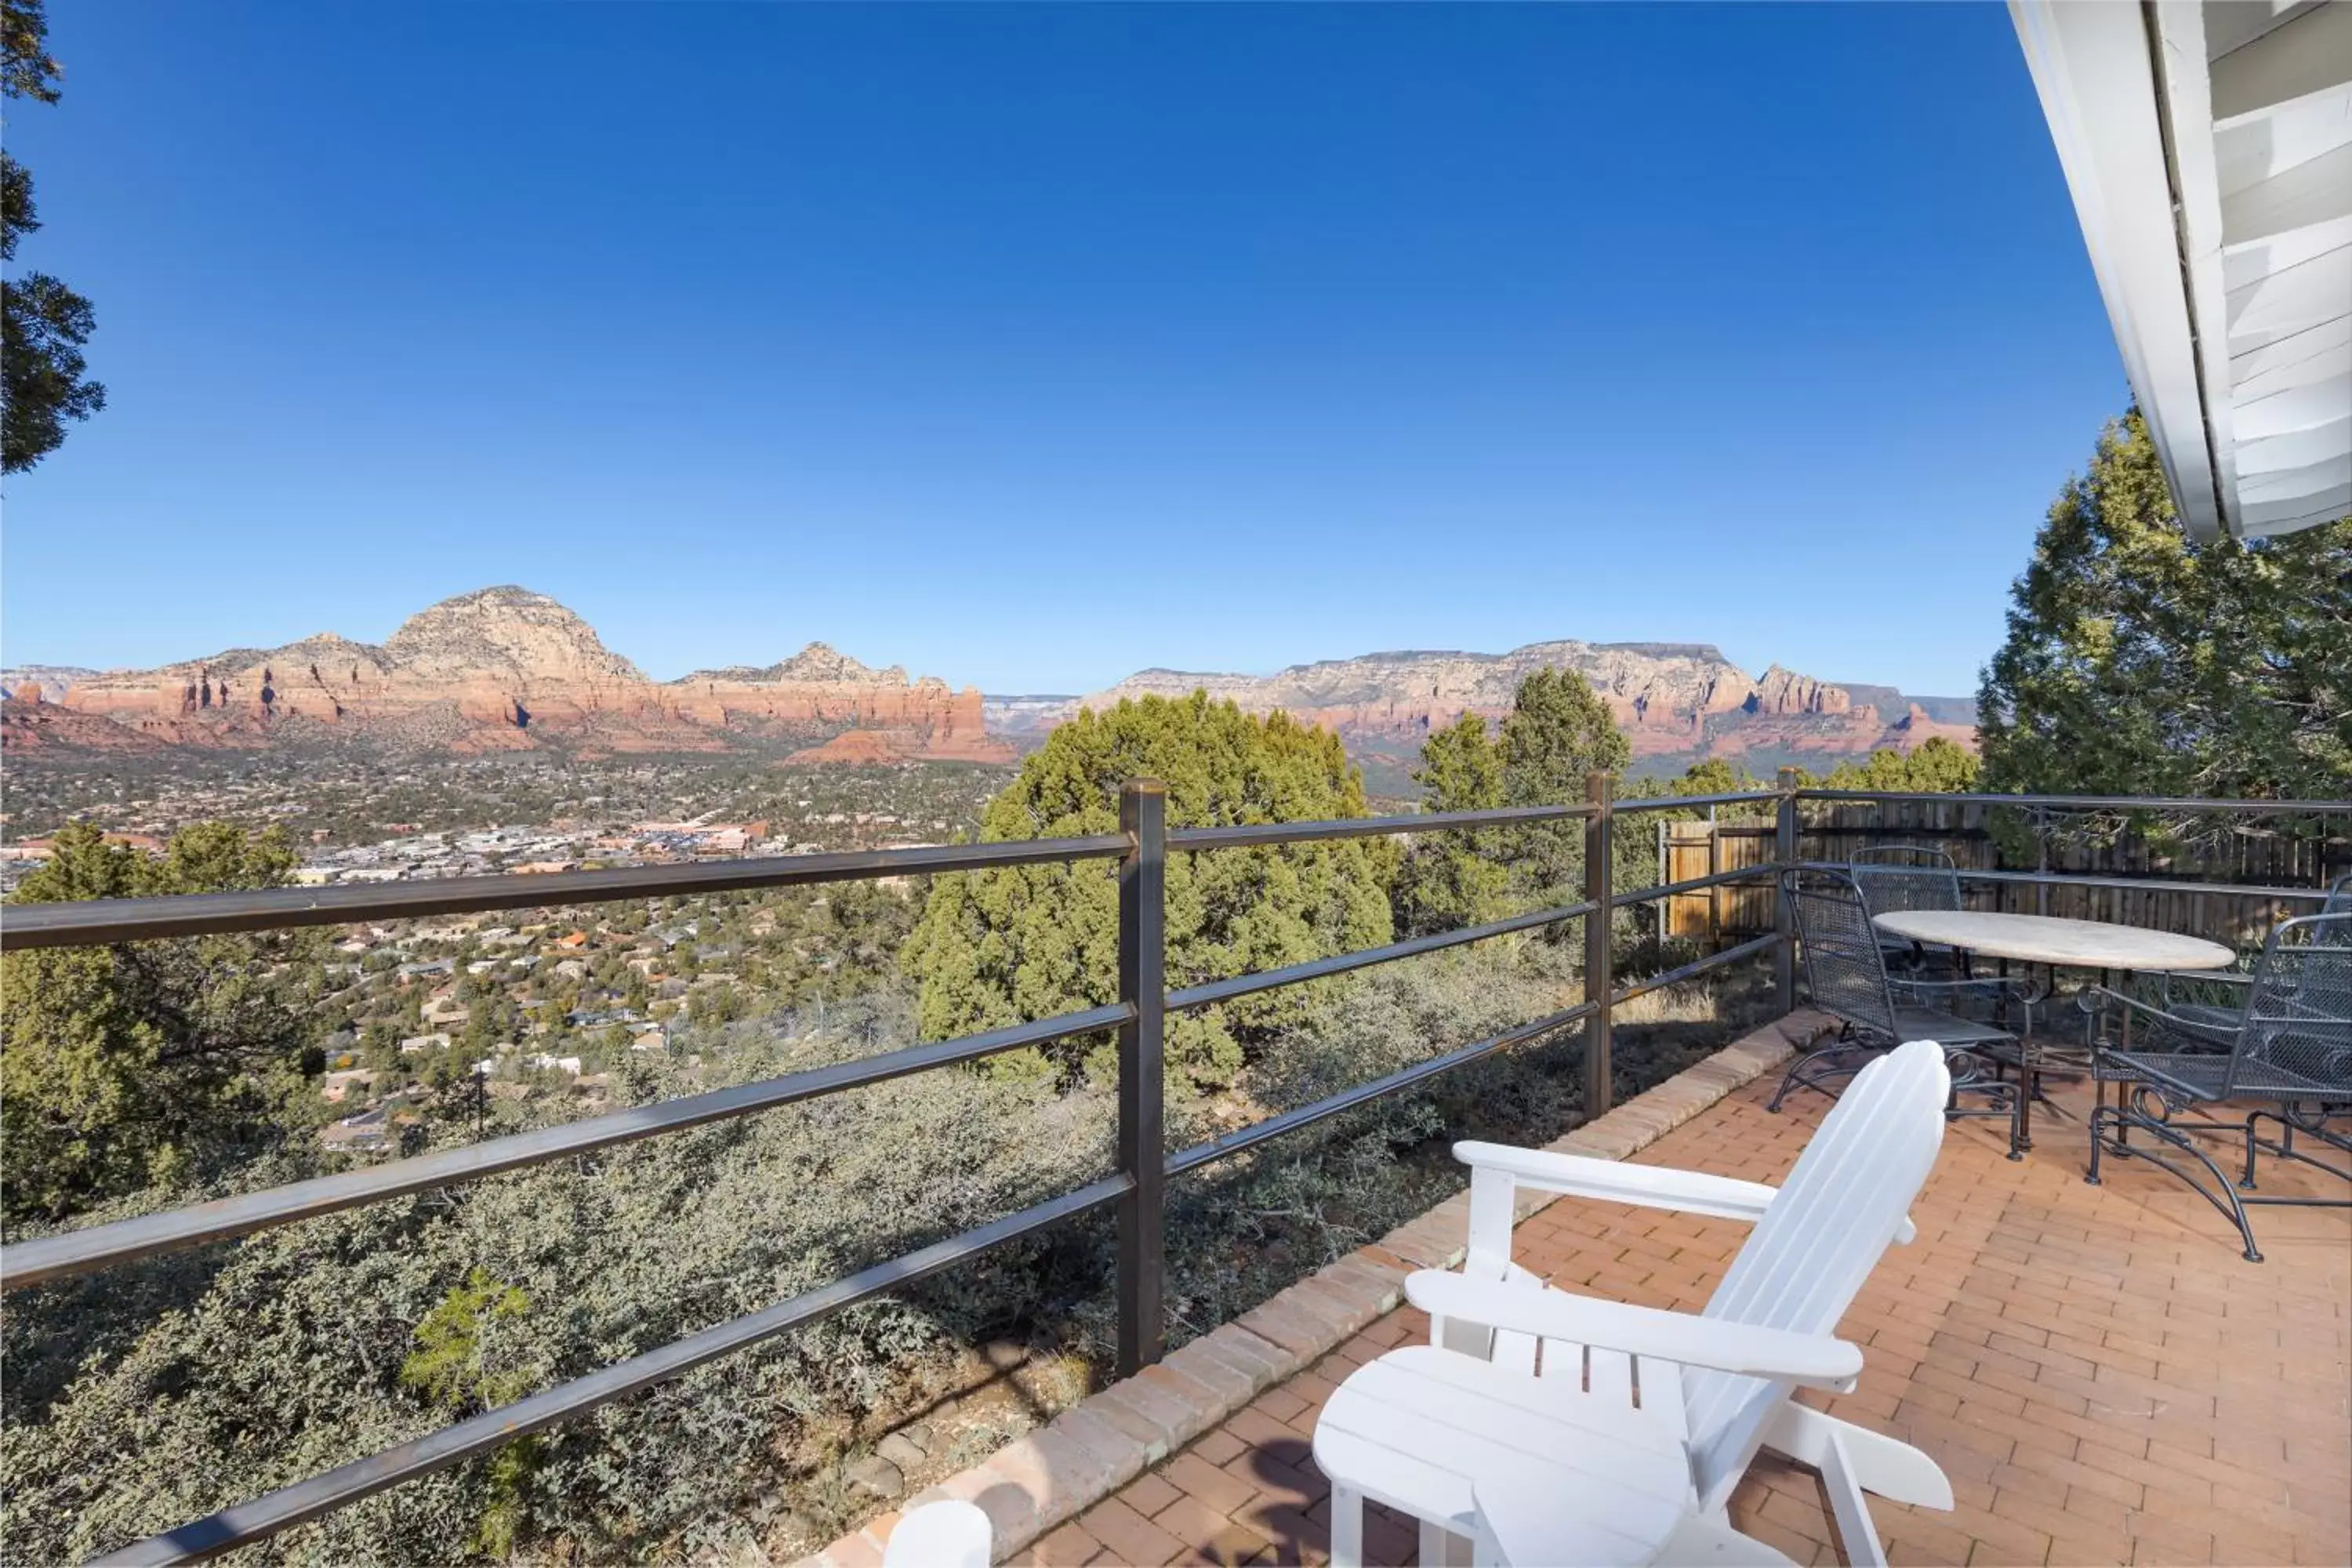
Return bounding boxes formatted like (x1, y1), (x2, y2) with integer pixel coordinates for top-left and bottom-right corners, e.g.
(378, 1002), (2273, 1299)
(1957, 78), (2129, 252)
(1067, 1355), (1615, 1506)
(1869, 910), (2233, 973)
(1870, 910), (2234, 1147)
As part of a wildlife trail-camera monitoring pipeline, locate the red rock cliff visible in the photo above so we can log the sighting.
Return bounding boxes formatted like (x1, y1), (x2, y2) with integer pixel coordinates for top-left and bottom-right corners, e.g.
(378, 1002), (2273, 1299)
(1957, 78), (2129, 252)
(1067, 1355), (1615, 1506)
(56, 589), (1009, 762)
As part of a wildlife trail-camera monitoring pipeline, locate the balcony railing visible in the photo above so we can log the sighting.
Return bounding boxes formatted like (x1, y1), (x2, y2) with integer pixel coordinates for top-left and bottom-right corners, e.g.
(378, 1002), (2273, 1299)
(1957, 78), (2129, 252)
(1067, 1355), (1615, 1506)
(2, 778), (2343, 1564)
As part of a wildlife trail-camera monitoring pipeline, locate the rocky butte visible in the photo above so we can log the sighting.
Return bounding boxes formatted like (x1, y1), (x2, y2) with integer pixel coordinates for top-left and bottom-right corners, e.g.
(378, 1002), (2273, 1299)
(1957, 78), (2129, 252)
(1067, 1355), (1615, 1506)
(45, 586), (1013, 763)
(992, 641), (1976, 778)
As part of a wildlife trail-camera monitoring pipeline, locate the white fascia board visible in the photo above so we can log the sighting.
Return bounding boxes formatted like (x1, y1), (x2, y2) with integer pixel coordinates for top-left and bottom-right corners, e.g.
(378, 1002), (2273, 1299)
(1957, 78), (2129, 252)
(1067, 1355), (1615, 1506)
(2010, 1), (2228, 539)
(2154, 2), (2243, 536)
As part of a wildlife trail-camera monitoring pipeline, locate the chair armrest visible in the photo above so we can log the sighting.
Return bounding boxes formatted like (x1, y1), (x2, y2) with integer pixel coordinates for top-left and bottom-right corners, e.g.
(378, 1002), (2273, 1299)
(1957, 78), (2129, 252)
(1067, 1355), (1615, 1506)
(2079, 985), (2227, 1029)
(1407, 1270), (1864, 1392)
(2078, 985), (2237, 1050)
(1453, 1142), (1778, 1222)
(2149, 969), (2251, 1010)
(1455, 1141), (1916, 1243)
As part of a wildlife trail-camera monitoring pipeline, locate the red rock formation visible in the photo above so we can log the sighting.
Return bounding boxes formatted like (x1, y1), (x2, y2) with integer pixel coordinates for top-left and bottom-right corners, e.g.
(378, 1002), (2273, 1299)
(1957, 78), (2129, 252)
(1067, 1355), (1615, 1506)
(786, 724), (1016, 766)
(1883, 703), (1979, 753)
(1, 695), (173, 754)
(55, 590), (1009, 764)
(1748, 665), (1853, 717)
(1076, 641), (1975, 766)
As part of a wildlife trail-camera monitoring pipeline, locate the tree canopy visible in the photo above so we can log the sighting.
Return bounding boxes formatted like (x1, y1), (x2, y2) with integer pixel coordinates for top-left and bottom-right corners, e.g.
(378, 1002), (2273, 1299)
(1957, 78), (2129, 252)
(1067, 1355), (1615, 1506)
(1394, 668), (1639, 936)
(1393, 712), (1512, 934)
(1, 822), (319, 1220)
(902, 692), (1395, 1087)
(1976, 412), (2350, 802)
(2, 0), (103, 474)
(1806, 736), (1981, 795)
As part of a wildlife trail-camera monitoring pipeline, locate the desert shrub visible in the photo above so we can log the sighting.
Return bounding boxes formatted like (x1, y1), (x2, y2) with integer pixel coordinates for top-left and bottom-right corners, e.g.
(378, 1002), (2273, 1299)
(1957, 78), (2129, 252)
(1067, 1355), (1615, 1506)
(2, 1004), (1114, 1564)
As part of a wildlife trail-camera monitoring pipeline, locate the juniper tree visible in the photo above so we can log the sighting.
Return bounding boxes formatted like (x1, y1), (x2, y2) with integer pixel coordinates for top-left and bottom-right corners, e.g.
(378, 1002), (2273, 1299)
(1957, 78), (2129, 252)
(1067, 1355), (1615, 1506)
(903, 691), (1395, 1087)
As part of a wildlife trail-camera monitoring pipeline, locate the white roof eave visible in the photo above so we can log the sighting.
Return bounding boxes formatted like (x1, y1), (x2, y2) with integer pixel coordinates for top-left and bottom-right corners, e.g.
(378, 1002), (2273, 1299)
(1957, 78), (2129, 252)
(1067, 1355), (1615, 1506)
(2010, 0), (2352, 542)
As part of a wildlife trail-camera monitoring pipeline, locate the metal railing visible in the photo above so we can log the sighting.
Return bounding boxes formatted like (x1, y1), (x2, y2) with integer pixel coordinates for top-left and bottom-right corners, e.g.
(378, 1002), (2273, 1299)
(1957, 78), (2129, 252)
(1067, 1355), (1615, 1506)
(3, 774), (2344, 1563)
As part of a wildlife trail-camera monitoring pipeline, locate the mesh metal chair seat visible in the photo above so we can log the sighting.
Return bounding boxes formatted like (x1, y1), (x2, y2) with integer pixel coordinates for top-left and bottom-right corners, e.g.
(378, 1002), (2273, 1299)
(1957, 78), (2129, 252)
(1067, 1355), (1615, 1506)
(1888, 1006), (2016, 1050)
(1771, 868), (2028, 1157)
(2085, 910), (2352, 1262)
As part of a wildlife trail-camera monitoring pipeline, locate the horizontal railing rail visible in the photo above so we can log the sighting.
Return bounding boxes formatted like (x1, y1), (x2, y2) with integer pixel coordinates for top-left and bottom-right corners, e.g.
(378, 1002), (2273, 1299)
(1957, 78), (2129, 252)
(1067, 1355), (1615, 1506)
(9, 773), (2341, 1561)
(1611, 930), (1784, 1008)
(1163, 997), (1599, 1178)
(1164, 801), (1592, 851)
(1613, 789), (1784, 814)
(1962, 867), (2336, 902)
(1607, 862), (1778, 907)
(88, 1174), (1135, 1567)
(0, 835), (1136, 952)
(1795, 789), (2352, 812)
(0, 1004), (1134, 1291)
(1164, 898), (1598, 1011)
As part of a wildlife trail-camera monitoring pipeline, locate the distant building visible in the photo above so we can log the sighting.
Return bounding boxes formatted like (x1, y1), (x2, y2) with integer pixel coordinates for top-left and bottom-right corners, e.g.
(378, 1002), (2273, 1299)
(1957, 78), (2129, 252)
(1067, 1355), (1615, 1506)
(321, 1108), (391, 1152)
(321, 1068), (377, 1104)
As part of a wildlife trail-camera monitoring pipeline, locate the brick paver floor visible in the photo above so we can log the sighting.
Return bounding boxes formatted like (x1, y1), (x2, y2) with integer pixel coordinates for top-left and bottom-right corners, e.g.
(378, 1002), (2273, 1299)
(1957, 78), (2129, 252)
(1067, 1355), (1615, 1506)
(1028, 1074), (2352, 1566)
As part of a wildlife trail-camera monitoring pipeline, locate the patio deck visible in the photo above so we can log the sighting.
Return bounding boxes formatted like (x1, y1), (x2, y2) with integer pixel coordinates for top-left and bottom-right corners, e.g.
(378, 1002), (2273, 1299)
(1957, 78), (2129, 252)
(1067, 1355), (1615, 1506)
(1027, 1071), (2351, 1567)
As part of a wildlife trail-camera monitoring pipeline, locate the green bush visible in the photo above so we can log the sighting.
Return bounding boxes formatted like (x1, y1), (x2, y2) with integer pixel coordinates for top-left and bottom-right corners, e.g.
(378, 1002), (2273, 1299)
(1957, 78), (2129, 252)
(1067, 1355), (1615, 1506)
(904, 693), (1396, 1088)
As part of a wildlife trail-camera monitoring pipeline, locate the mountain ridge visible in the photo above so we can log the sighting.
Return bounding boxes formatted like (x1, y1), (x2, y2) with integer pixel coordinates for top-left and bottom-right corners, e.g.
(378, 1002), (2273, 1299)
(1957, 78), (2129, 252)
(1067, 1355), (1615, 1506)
(35, 587), (1009, 764)
(985, 639), (1976, 782)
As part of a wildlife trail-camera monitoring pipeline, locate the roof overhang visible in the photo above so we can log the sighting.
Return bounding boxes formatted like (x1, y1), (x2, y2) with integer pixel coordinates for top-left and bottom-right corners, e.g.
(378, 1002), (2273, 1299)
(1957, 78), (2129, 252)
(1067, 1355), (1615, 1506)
(2009, 1), (2351, 540)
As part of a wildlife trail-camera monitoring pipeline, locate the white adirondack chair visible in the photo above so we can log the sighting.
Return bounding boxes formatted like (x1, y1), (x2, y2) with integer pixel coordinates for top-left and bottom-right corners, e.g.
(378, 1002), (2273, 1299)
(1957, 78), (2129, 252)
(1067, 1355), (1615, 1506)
(1312, 1040), (1957, 1567)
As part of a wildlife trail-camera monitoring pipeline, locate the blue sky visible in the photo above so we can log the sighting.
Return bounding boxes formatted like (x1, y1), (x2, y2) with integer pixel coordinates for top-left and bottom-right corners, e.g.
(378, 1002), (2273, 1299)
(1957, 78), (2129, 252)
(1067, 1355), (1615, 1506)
(2, 3), (2126, 698)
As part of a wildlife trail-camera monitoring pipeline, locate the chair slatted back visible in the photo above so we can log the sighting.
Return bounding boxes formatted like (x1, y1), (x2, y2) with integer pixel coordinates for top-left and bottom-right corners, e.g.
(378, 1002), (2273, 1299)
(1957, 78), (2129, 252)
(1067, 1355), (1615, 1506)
(1787, 869), (1900, 1041)
(2232, 911), (2352, 1095)
(1850, 846), (1965, 918)
(1681, 1040), (1951, 1509)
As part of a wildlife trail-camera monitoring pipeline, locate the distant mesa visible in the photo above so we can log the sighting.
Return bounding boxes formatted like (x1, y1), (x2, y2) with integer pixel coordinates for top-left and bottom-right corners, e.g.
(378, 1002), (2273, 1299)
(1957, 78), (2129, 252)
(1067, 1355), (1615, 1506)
(1042, 641), (1976, 773)
(24, 586), (1012, 765)
(1, 694), (172, 755)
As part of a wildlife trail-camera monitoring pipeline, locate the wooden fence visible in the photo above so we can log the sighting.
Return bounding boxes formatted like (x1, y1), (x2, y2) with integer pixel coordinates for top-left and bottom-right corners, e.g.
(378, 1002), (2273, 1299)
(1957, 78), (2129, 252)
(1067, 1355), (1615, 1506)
(1657, 797), (2347, 957)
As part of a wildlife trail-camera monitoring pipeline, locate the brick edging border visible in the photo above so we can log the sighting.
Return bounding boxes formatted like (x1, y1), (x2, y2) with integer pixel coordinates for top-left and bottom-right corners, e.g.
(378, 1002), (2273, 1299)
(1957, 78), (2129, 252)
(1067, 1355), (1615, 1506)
(809, 1009), (1827, 1566)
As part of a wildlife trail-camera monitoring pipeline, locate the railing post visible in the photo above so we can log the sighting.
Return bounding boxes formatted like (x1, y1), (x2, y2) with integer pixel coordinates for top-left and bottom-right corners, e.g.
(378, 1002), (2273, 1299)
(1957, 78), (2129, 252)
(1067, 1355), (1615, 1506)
(1774, 768), (1798, 1015)
(1583, 770), (1613, 1119)
(2034, 806), (2051, 918)
(1116, 778), (1167, 1377)
(1705, 805), (1721, 953)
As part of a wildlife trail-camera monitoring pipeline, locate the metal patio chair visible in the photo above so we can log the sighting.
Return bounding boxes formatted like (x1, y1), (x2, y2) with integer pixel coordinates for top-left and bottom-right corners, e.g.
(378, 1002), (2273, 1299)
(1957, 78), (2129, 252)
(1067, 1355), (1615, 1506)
(1770, 869), (2031, 1157)
(2118, 872), (2350, 1040)
(2082, 910), (2352, 1261)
